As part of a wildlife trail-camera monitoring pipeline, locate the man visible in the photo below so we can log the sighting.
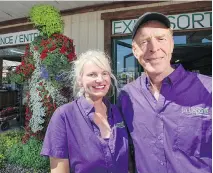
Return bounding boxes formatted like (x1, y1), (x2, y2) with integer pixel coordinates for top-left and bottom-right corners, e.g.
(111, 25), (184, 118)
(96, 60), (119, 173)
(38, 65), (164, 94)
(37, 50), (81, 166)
(118, 12), (212, 173)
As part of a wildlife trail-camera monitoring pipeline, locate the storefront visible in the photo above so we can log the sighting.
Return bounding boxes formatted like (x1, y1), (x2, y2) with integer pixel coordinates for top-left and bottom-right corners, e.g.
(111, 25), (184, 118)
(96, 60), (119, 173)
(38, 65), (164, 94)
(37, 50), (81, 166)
(0, 1), (156, 85)
(0, 1), (211, 92)
(101, 1), (212, 96)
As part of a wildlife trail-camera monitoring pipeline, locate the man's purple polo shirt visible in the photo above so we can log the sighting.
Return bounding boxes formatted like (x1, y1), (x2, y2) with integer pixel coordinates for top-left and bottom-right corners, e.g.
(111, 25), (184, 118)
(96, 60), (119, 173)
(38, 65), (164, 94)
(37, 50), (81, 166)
(118, 64), (212, 173)
(41, 96), (128, 173)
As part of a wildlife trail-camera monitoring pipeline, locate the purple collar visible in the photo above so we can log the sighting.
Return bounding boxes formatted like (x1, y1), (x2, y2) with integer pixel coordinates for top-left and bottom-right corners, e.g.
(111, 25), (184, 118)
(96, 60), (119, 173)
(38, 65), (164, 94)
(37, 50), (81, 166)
(142, 64), (187, 88)
(78, 96), (112, 121)
(167, 64), (187, 85)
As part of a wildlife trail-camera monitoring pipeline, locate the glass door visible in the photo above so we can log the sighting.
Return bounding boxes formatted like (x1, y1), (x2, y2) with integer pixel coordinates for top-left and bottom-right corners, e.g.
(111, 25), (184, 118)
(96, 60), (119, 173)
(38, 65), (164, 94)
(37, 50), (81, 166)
(112, 37), (143, 103)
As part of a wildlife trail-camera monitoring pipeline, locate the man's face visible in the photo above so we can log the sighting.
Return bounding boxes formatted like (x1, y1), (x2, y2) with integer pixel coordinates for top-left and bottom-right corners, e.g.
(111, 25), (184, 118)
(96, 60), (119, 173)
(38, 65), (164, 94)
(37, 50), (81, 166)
(132, 21), (174, 76)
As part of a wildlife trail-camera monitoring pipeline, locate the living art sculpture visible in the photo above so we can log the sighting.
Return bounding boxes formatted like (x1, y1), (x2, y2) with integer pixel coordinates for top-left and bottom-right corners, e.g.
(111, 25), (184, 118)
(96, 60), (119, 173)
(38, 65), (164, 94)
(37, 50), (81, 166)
(10, 5), (76, 142)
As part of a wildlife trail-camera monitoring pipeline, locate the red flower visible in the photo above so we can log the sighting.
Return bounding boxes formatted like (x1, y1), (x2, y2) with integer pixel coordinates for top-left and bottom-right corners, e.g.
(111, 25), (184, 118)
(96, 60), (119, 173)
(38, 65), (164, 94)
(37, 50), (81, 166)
(67, 52), (76, 61)
(42, 49), (48, 54)
(40, 52), (47, 60)
(25, 116), (31, 121)
(34, 46), (38, 50)
(60, 46), (66, 54)
(50, 45), (56, 51)
(16, 65), (21, 71)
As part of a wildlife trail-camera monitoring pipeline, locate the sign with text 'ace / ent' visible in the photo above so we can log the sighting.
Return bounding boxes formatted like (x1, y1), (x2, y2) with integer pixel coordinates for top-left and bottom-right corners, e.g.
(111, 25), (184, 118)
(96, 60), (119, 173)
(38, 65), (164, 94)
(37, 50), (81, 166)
(112, 11), (212, 35)
(0, 30), (39, 47)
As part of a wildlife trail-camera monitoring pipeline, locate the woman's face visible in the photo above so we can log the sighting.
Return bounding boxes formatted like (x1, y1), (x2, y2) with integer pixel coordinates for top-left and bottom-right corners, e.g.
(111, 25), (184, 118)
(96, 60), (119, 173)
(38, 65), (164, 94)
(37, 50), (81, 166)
(80, 61), (111, 101)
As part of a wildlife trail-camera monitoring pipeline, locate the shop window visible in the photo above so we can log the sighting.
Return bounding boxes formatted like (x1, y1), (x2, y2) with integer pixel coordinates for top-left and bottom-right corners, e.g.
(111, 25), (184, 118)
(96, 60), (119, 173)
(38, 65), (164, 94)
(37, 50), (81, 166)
(172, 30), (212, 76)
(0, 46), (24, 89)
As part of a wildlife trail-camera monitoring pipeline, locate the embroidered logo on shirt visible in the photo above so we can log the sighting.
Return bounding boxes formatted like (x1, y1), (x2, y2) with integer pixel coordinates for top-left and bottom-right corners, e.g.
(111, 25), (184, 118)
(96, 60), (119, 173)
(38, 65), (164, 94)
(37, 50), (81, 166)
(181, 106), (209, 116)
(115, 121), (125, 128)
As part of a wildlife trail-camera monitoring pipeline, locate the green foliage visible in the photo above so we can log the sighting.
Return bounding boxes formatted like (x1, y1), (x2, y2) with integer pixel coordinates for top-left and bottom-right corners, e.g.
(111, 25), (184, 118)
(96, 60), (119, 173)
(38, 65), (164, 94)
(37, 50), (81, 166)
(2, 75), (10, 84)
(9, 44), (35, 84)
(0, 130), (24, 168)
(0, 154), (5, 168)
(29, 4), (64, 37)
(42, 54), (70, 73)
(0, 130), (24, 154)
(6, 137), (49, 171)
(32, 34), (75, 89)
(0, 130), (49, 172)
(9, 73), (24, 84)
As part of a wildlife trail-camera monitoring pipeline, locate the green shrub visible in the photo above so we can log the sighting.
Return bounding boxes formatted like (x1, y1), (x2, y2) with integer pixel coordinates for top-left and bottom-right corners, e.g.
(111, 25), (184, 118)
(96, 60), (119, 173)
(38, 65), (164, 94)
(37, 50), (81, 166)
(29, 4), (64, 37)
(6, 137), (49, 171)
(0, 129), (24, 152)
(0, 130), (49, 172)
(0, 129), (24, 168)
(0, 153), (5, 168)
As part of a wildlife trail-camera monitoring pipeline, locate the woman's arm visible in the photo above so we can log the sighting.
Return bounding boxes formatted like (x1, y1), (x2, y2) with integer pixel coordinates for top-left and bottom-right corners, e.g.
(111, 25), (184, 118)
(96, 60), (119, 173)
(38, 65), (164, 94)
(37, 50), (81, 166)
(41, 108), (70, 172)
(50, 157), (70, 173)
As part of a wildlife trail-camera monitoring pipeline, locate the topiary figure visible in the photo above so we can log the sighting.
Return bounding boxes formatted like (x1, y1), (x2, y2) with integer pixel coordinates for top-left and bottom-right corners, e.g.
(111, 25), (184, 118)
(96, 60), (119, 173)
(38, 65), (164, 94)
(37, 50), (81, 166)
(10, 4), (76, 142)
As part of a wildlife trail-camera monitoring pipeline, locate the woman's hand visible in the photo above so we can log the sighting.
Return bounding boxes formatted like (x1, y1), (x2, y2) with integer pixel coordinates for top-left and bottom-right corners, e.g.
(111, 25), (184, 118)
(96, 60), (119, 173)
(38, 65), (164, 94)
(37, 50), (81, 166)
(50, 157), (70, 173)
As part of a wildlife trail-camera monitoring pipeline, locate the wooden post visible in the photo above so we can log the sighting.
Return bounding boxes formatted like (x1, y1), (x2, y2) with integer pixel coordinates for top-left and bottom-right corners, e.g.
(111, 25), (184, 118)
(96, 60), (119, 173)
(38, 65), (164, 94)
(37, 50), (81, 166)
(0, 58), (2, 86)
(104, 19), (112, 57)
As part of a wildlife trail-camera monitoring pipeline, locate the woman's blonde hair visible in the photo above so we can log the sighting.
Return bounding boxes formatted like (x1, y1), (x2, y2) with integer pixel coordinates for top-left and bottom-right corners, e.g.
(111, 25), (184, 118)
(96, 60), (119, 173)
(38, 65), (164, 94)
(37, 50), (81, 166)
(70, 50), (118, 98)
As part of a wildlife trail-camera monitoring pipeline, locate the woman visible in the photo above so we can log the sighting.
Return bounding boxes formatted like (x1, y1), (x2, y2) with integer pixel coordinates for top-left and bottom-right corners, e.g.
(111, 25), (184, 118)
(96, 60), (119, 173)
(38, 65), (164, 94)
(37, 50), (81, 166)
(41, 50), (129, 173)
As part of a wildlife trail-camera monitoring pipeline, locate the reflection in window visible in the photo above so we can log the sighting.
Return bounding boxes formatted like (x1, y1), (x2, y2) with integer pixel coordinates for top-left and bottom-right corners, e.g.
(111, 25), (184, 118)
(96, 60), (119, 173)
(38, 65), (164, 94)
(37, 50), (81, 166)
(172, 30), (212, 76)
(173, 30), (212, 45)
(114, 38), (142, 89)
(202, 38), (211, 43)
(1, 46), (25, 85)
(174, 36), (186, 44)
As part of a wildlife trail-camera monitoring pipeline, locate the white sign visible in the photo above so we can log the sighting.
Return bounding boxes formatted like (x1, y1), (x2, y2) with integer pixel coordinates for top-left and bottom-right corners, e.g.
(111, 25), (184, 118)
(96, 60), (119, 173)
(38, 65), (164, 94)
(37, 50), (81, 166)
(168, 11), (212, 30)
(112, 11), (212, 34)
(112, 19), (137, 35)
(0, 30), (39, 47)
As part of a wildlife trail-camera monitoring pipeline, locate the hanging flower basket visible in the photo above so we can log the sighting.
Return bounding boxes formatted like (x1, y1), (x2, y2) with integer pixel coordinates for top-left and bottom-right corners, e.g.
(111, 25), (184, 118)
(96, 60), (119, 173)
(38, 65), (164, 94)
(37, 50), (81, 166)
(0, 107), (19, 118)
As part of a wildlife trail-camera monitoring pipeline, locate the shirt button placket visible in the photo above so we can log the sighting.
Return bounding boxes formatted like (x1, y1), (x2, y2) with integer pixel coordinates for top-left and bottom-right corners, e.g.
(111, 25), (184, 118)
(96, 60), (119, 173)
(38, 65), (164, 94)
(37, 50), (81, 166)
(156, 114), (167, 171)
(160, 161), (164, 166)
(101, 140), (113, 172)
